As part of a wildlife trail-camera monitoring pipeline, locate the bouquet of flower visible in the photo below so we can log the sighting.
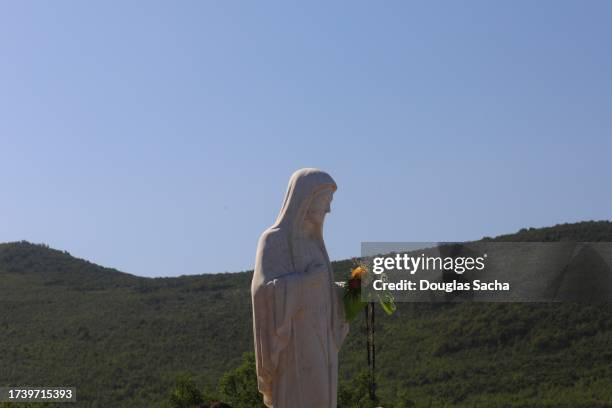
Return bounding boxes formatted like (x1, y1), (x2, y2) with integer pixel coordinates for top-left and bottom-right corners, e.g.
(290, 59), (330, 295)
(342, 261), (396, 323)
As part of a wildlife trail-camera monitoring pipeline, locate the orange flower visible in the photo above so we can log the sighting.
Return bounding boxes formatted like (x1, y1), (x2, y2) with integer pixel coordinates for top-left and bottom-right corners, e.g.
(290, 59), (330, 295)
(351, 266), (366, 279)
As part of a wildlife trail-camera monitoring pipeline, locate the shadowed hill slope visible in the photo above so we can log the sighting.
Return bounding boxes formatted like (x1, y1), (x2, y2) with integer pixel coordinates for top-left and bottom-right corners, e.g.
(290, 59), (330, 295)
(1, 221), (612, 407)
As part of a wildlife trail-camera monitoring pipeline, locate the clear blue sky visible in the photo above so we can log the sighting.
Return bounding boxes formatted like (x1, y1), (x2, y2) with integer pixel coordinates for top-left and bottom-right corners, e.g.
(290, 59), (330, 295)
(1, 1), (611, 277)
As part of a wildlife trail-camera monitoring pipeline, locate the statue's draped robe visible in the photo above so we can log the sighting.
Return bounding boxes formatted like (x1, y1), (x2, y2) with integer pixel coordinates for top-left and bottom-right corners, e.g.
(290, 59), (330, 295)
(251, 169), (349, 408)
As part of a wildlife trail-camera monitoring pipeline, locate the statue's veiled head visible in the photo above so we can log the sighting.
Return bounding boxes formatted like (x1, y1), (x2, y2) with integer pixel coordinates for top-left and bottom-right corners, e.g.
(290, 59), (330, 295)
(273, 168), (336, 240)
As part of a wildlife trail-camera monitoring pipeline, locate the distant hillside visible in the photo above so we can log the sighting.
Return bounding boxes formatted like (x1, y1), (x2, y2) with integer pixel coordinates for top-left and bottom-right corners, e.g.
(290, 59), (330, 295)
(1, 221), (612, 407)
(0, 242), (254, 407)
(482, 220), (612, 242)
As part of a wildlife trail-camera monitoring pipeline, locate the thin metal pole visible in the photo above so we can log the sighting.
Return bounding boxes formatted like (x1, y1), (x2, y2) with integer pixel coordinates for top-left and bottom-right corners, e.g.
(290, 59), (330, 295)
(371, 302), (376, 404)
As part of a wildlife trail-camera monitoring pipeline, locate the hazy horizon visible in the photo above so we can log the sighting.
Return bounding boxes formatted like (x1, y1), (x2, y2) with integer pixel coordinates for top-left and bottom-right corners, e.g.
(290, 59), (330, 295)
(4, 219), (612, 279)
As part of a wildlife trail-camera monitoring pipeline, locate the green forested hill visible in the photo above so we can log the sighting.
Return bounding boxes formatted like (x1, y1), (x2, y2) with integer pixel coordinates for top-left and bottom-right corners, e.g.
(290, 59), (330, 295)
(1, 221), (612, 407)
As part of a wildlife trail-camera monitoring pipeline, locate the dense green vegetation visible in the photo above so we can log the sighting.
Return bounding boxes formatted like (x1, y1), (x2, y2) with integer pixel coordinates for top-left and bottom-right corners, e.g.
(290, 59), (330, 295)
(1, 221), (612, 407)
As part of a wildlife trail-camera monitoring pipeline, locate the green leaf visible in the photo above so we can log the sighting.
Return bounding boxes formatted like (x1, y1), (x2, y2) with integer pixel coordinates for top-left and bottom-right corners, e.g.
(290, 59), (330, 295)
(378, 292), (396, 315)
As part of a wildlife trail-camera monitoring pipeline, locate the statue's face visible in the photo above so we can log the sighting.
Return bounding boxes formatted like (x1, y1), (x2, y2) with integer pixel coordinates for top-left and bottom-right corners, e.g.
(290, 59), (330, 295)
(305, 189), (334, 225)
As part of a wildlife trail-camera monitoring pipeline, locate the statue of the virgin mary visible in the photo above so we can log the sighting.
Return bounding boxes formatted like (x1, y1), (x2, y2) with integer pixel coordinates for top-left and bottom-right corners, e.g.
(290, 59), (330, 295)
(251, 168), (349, 408)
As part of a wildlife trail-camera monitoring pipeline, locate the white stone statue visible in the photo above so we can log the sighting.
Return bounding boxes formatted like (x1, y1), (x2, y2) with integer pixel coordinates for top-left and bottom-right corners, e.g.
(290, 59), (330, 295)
(251, 168), (349, 408)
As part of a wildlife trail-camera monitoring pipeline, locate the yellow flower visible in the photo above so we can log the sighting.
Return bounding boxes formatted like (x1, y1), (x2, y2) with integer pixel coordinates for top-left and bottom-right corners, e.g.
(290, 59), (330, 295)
(351, 266), (366, 279)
